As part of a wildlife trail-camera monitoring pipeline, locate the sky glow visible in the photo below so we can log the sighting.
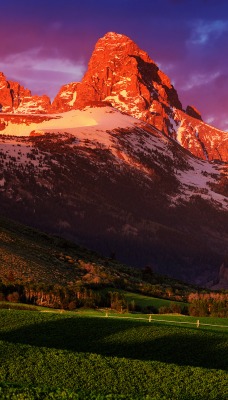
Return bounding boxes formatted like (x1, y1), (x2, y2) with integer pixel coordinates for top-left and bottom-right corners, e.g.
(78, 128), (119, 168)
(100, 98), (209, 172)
(0, 0), (228, 130)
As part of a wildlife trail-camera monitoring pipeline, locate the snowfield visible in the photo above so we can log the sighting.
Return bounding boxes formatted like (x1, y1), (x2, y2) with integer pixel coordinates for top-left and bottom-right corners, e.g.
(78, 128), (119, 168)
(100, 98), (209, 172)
(0, 107), (137, 137)
(0, 106), (227, 210)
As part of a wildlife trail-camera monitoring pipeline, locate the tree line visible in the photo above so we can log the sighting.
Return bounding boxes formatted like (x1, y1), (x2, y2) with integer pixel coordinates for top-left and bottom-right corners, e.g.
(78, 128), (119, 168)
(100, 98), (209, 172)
(0, 280), (227, 317)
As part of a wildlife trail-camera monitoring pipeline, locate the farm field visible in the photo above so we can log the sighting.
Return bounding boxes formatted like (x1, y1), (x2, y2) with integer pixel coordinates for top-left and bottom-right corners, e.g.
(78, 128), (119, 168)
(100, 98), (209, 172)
(118, 290), (186, 310)
(0, 309), (227, 399)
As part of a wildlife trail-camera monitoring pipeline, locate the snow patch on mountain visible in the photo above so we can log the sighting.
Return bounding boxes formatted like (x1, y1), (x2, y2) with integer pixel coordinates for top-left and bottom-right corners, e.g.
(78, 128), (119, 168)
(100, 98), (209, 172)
(175, 157), (227, 207)
(0, 106), (227, 211)
(0, 107), (138, 137)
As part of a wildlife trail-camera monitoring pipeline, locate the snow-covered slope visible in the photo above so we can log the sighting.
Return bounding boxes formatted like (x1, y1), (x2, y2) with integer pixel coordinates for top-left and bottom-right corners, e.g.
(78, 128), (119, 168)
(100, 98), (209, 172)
(174, 109), (228, 162)
(0, 107), (138, 136)
(0, 106), (227, 210)
(0, 105), (227, 286)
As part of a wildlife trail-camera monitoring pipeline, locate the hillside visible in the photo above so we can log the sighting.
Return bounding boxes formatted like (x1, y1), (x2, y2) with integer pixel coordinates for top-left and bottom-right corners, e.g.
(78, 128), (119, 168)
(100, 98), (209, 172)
(0, 106), (227, 286)
(0, 215), (196, 297)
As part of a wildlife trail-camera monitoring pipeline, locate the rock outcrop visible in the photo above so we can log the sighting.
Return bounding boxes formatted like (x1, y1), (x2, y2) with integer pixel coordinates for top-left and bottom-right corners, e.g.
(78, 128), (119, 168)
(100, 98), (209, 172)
(186, 105), (202, 121)
(74, 32), (182, 137)
(0, 73), (51, 114)
(52, 82), (80, 112)
(0, 73), (15, 112)
(174, 109), (228, 161)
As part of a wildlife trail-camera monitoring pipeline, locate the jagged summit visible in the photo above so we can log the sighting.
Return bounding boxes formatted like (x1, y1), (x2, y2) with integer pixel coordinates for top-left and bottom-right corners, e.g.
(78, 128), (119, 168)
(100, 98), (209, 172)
(95, 31), (151, 57)
(74, 31), (182, 137)
(0, 73), (51, 114)
(0, 32), (227, 161)
(99, 31), (130, 41)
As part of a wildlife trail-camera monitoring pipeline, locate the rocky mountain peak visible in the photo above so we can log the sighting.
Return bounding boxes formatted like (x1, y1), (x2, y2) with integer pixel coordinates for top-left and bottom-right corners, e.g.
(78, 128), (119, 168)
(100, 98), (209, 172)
(74, 32), (182, 136)
(0, 32), (227, 162)
(97, 31), (132, 44)
(0, 73), (51, 114)
(51, 32), (227, 161)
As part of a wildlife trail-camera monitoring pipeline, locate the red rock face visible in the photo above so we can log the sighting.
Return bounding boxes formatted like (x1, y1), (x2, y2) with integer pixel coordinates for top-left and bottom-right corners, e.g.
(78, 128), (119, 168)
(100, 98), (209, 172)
(74, 32), (182, 136)
(17, 94), (51, 114)
(72, 32), (227, 162)
(186, 105), (202, 121)
(52, 82), (80, 112)
(0, 73), (13, 112)
(0, 72), (51, 114)
(174, 109), (228, 162)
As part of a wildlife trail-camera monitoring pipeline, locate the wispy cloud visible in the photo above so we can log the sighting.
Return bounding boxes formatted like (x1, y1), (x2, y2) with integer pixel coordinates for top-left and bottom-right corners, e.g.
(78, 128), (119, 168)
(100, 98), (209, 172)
(0, 47), (86, 98)
(181, 71), (220, 91)
(188, 19), (228, 45)
(1, 48), (85, 78)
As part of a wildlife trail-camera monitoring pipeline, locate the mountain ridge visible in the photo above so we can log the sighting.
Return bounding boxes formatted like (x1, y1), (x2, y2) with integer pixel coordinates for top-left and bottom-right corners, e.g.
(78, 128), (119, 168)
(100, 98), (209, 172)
(0, 32), (227, 162)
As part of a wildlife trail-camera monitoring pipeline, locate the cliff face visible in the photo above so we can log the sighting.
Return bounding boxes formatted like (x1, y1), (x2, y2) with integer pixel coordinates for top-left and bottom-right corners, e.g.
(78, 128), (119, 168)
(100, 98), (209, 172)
(52, 82), (80, 112)
(174, 109), (228, 162)
(74, 32), (182, 137)
(0, 72), (51, 114)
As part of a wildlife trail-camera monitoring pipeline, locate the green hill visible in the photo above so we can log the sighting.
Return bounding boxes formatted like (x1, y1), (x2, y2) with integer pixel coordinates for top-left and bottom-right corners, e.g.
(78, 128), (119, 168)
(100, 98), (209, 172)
(0, 215), (219, 313)
(0, 309), (227, 399)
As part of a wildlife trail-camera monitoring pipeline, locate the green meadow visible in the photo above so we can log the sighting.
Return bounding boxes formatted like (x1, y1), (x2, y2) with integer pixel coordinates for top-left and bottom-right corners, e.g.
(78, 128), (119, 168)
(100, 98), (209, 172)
(119, 290), (186, 310)
(0, 309), (227, 399)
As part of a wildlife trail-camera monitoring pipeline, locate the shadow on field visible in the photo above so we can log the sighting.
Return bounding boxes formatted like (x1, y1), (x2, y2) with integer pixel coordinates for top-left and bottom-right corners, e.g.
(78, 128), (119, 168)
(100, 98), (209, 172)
(0, 315), (227, 370)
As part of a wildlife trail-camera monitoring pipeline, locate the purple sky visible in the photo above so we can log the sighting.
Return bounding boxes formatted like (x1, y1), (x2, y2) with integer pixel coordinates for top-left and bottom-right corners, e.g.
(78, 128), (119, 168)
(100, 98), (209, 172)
(0, 0), (228, 130)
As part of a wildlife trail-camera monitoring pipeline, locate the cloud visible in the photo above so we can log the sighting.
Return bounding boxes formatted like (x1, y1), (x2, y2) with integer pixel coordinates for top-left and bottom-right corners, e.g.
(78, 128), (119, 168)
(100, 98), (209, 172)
(188, 19), (228, 45)
(181, 71), (220, 91)
(0, 48), (86, 98)
(1, 48), (85, 77)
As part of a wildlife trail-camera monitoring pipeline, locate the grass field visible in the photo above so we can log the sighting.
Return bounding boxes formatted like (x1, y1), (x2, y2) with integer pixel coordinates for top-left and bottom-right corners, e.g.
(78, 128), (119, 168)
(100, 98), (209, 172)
(0, 309), (227, 399)
(120, 290), (186, 310)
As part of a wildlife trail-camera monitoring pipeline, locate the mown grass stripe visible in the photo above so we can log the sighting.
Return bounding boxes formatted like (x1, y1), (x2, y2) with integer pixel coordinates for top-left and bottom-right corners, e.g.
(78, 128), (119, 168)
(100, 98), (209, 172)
(77, 312), (228, 330)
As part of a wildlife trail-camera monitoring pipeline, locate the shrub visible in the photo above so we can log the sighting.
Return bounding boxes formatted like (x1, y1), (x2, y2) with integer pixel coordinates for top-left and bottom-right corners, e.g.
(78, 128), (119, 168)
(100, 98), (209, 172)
(7, 292), (19, 303)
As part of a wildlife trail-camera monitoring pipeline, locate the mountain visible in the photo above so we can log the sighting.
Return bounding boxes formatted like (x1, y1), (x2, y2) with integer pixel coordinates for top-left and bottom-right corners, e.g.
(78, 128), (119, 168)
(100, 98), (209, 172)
(0, 72), (51, 114)
(1, 32), (227, 162)
(53, 32), (228, 162)
(73, 32), (182, 135)
(0, 32), (227, 287)
(0, 104), (227, 287)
